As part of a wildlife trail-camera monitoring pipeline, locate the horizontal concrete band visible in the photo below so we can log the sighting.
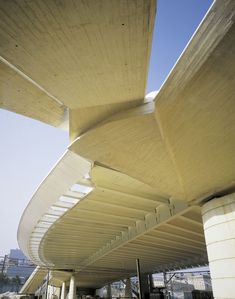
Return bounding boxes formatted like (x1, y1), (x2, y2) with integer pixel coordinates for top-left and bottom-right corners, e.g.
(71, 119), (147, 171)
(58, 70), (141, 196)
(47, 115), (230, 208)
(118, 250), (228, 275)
(203, 207), (235, 230)
(209, 258), (235, 279)
(211, 277), (235, 298)
(203, 211), (235, 229)
(202, 194), (235, 298)
(203, 220), (235, 244)
(202, 194), (235, 215)
(205, 235), (235, 261)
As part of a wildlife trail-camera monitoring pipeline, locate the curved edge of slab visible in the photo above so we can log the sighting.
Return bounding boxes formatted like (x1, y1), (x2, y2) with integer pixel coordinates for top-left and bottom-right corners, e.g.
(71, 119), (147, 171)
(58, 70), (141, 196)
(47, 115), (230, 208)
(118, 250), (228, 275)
(17, 150), (92, 264)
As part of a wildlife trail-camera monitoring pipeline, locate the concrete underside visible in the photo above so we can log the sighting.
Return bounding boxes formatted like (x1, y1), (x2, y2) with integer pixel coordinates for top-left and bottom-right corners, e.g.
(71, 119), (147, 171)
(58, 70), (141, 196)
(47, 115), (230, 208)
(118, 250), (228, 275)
(0, 0), (235, 294)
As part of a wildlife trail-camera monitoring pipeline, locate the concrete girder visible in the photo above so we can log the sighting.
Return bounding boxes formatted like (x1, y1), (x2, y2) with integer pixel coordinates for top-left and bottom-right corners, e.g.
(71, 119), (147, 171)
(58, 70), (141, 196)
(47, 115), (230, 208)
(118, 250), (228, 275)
(78, 199), (188, 270)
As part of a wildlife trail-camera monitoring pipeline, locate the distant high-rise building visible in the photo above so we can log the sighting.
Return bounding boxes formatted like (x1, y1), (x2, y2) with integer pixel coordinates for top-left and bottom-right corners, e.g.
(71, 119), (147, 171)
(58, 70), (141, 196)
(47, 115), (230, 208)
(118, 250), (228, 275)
(9, 249), (27, 261)
(6, 249), (35, 283)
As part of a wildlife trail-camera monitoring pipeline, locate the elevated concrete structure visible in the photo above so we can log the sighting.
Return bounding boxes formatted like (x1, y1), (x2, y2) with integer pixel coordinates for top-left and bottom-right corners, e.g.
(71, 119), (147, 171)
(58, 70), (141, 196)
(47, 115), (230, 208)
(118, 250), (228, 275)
(202, 194), (235, 299)
(20, 267), (48, 295)
(60, 282), (66, 299)
(1, 0), (235, 297)
(68, 275), (76, 299)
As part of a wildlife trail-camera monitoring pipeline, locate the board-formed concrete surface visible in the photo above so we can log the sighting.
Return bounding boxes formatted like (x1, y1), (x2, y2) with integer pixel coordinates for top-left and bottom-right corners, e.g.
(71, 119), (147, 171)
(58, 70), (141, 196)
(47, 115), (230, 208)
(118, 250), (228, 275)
(1, 0), (235, 296)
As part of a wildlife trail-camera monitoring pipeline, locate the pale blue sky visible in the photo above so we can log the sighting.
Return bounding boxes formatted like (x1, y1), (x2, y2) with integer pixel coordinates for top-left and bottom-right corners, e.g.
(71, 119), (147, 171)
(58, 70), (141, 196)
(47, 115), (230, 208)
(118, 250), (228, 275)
(0, 0), (212, 256)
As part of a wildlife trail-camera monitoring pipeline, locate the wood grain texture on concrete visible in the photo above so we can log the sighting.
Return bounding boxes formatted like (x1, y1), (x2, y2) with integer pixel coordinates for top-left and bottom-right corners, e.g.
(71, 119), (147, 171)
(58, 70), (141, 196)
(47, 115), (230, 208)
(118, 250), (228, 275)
(70, 103), (184, 200)
(0, 0), (155, 132)
(0, 59), (67, 128)
(155, 0), (235, 202)
(6, 0), (234, 291)
(70, 0), (235, 203)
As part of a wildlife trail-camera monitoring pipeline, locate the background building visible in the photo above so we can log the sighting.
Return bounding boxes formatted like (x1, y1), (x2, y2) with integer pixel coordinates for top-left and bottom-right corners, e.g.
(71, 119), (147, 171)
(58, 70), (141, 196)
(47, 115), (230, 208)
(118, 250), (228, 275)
(0, 249), (35, 293)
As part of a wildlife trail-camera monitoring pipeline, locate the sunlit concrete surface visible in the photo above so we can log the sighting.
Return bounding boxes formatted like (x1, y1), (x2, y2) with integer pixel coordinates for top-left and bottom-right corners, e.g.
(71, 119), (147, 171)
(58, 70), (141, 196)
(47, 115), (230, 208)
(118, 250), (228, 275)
(20, 267), (48, 294)
(0, 0), (235, 297)
(202, 194), (235, 299)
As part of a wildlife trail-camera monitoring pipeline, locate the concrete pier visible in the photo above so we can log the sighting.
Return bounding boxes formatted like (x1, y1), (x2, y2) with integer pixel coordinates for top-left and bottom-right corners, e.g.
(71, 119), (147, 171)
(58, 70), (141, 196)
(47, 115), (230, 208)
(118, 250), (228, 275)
(60, 282), (66, 299)
(68, 275), (76, 299)
(202, 193), (235, 298)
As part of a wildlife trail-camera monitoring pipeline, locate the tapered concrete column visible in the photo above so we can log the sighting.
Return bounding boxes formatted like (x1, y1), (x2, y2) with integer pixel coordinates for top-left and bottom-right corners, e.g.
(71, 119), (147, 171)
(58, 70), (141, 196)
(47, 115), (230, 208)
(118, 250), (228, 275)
(202, 194), (235, 299)
(106, 284), (111, 299)
(68, 275), (76, 299)
(61, 282), (66, 299)
(125, 278), (132, 299)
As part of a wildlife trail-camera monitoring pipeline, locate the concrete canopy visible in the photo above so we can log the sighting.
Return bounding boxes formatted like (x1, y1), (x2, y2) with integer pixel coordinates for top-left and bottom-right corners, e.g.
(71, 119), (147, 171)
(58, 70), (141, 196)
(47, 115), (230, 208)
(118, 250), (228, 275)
(20, 267), (48, 295)
(1, 0), (235, 291)
(0, 0), (155, 134)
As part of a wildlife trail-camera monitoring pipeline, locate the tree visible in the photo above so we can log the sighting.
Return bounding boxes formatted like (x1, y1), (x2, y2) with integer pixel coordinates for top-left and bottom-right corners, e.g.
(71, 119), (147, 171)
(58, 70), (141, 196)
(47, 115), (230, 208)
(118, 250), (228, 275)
(0, 273), (9, 283)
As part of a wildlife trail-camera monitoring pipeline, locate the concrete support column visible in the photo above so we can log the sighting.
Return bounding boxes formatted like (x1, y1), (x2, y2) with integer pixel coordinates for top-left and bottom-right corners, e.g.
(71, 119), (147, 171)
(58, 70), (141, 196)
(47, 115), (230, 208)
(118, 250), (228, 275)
(61, 282), (66, 299)
(140, 273), (150, 298)
(202, 194), (235, 299)
(68, 275), (76, 299)
(125, 278), (132, 299)
(106, 284), (111, 299)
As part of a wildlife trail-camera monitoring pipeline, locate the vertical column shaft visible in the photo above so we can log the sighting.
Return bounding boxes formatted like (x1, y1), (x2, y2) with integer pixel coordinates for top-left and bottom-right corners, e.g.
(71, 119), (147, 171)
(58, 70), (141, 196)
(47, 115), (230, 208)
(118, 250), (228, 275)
(68, 275), (76, 299)
(202, 194), (235, 299)
(61, 282), (66, 299)
(136, 259), (150, 299)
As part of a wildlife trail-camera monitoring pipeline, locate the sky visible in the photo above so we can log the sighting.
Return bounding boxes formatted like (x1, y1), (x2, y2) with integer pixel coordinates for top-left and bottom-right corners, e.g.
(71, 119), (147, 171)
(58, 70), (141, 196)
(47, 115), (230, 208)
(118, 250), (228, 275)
(0, 0), (213, 257)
